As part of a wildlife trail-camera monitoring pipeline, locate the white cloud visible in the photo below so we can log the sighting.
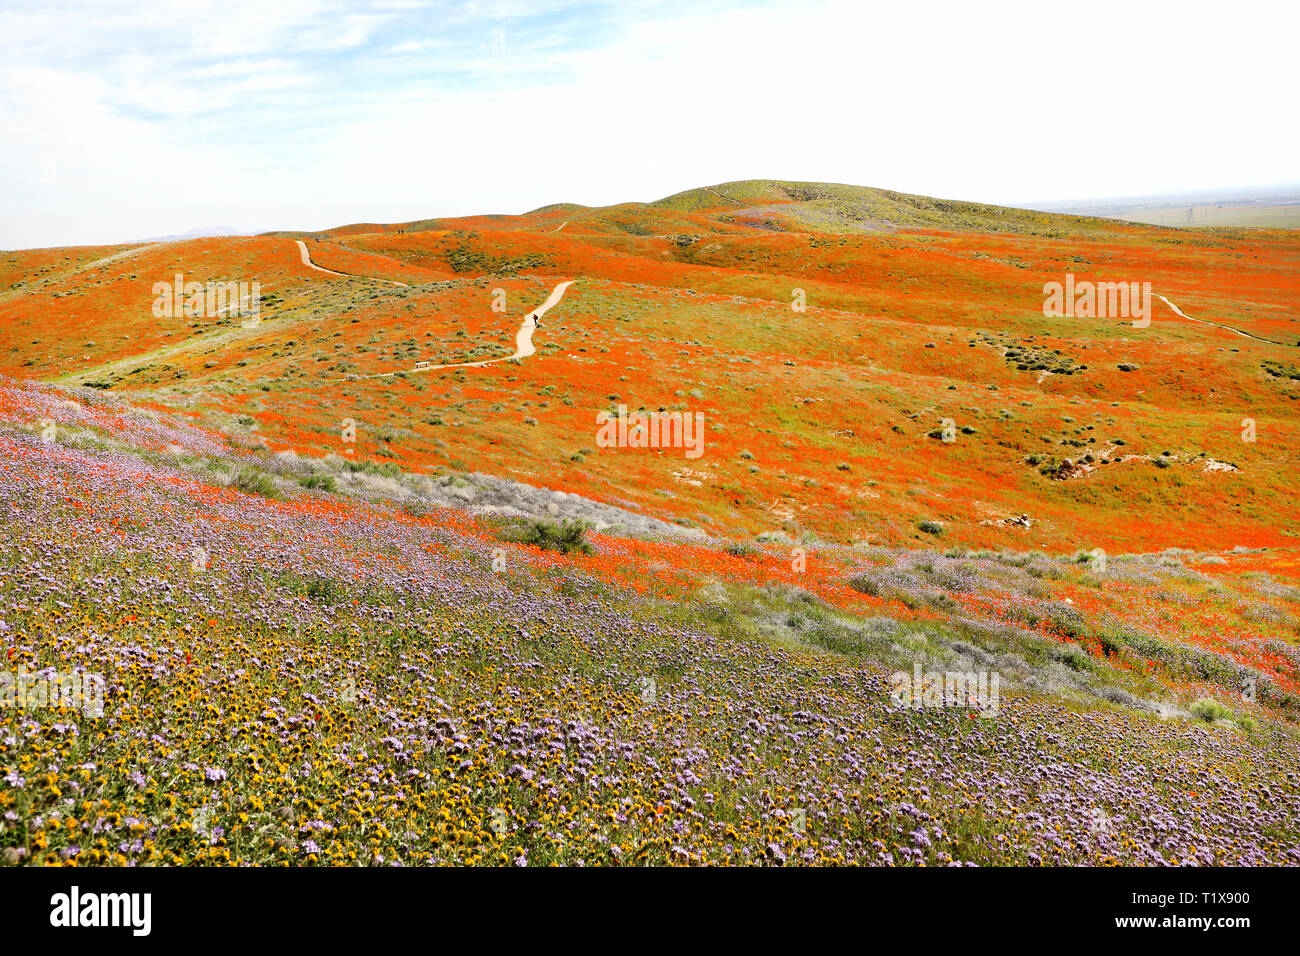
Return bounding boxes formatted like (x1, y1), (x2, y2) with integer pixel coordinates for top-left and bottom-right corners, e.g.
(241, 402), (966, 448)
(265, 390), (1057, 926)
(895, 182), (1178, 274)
(1, 0), (1296, 247)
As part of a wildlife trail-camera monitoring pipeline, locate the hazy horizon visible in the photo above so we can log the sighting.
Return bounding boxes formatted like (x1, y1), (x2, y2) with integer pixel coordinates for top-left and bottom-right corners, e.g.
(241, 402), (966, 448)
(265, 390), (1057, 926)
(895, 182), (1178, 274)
(2, 0), (1297, 249)
(10, 177), (1300, 251)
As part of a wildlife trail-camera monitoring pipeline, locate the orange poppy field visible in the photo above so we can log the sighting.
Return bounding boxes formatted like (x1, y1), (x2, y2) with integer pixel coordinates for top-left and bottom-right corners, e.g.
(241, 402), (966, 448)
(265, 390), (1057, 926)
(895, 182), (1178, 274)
(2, 180), (1298, 866)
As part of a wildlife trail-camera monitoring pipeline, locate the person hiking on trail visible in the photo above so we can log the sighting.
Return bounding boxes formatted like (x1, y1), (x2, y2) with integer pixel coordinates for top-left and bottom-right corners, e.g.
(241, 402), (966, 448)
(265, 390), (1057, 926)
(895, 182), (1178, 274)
(532, 313), (540, 327)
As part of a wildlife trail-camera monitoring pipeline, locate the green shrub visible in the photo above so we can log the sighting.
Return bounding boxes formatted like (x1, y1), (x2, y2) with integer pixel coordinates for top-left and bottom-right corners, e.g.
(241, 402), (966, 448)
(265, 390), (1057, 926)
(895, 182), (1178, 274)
(297, 474), (338, 492)
(1056, 644), (1092, 671)
(925, 592), (958, 612)
(1189, 698), (1232, 723)
(849, 575), (880, 597)
(233, 469), (281, 499)
(918, 520), (945, 536)
(345, 458), (402, 478)
(508, 519), (594, 555)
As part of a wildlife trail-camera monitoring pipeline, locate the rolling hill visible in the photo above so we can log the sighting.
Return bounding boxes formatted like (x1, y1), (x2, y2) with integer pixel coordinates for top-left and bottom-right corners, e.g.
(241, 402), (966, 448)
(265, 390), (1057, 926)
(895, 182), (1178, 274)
(2, 180), (1299, 866)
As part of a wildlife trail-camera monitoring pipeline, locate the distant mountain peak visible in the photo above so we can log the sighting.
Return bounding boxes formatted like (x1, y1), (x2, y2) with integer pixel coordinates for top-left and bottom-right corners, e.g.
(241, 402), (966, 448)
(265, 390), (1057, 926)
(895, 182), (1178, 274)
(129, 226), (250, 244)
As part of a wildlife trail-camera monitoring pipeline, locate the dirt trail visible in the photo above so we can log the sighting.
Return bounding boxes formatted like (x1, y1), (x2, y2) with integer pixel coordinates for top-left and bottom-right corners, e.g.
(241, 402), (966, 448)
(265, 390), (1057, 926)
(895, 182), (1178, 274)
(83, 243), (166, 271)
(358, 280), (575, 381)
(706, 187), (744, 206)
(0, 243), (168, 305)
(296, 239), (409, 287)
(292, 237), (576, 380)
(1154, 293), (1292, 347)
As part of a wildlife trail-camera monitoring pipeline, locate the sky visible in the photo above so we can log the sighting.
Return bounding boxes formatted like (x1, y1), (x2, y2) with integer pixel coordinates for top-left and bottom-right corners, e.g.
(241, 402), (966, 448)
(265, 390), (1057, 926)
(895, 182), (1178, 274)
(1, 0), (1296, 249)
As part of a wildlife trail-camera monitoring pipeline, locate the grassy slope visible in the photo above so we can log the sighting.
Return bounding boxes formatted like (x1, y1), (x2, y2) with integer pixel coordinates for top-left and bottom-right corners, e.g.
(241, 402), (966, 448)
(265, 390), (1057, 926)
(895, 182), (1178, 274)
(1, 377), (1298, 866)
(1, 167), (1299, 864)
(3, 181), (1293, 559)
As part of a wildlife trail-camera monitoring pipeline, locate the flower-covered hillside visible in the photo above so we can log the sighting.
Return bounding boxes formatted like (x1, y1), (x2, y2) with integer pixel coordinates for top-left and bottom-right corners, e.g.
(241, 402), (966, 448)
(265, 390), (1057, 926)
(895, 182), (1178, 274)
(1, 378), (1298, 867)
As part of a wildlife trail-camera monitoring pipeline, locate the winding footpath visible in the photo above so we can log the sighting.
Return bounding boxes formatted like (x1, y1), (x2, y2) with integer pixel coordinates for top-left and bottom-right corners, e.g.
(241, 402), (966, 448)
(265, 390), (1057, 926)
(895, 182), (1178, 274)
(706, 187), (745, 207)
(361, 279), (575, 379)
(296, 239), (409, 287)
(291, 239), (576, 379)
(1154, 292), (1292, 347)
(294, 239), (575, 379)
